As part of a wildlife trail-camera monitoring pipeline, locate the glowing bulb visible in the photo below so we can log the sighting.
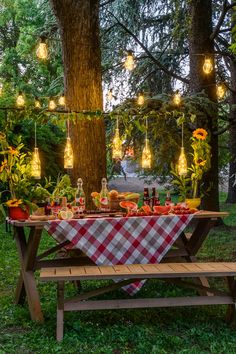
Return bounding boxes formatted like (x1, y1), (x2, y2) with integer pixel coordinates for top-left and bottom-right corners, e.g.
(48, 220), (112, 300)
(16, 92), (25, 108)
(0, 83), (3, 96)
(203, 57), (213, 74)
(64, 137), (73, 169)
(112, 128), (122, 159)
(137, 93), (145, 106)
(141, 138), (152, 169)
(124, 51), (135, 71)
(178, 147), (188, 176)
(107, 89), (113, 102)
(35, 97), (41, 109)
(36, 37), (48, 60)
(216, 84), (226, 100)
(31, 147), (41, 179)
(48, 98), (56, 110)
(58, 94), (66, 106)
(173, 90), (181, 106)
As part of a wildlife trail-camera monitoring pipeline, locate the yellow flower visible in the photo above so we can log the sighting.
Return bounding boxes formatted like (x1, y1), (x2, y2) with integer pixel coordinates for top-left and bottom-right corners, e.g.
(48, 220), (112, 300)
(195, 158), (207, 166)
(193, 128), (208, 140)
(6, 199), (23, 207)
(8, 147), (19, 155)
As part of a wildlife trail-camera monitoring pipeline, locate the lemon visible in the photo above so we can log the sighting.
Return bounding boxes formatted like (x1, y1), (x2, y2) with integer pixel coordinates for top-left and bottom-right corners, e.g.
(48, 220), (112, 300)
(58, 210), (74, 220)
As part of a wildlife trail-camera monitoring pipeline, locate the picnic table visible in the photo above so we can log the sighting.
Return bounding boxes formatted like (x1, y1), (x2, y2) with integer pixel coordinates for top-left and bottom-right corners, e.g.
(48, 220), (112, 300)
(9, 211), (228, 323)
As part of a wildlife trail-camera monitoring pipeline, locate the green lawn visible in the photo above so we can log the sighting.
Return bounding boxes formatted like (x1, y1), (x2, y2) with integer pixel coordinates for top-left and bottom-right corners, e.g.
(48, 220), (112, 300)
(1, 194), (236, 354)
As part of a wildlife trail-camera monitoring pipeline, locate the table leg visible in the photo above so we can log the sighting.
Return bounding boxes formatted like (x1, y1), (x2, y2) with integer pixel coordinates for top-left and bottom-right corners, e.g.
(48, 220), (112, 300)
(15, 271), (26, 305)
(14, 226), (44, 323)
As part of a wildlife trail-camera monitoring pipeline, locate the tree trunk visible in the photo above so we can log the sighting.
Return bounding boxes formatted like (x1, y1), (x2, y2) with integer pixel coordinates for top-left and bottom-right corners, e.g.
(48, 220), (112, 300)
(50, 0), (106, 209)
(189, 0), (219, 211)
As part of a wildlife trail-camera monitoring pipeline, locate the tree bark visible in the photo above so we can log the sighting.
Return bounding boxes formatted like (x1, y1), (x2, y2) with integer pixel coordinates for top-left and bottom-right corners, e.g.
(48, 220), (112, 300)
(189, 0), (219, 211)
(50, 0), (106, 209)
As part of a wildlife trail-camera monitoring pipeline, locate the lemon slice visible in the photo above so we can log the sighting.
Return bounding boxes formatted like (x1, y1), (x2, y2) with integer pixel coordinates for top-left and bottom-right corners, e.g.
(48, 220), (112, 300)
(59, 210), (74, 220)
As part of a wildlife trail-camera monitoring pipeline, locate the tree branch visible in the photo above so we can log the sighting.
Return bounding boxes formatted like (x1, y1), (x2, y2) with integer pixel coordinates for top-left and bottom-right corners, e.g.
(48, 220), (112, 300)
(107, 11), (189, 84)
(210, 1), (235, 41)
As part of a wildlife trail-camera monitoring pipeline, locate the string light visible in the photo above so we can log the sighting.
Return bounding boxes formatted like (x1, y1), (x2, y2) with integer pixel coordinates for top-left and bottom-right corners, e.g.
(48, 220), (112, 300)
(0, 83), (3, 96)
(216, 83), (226, 100)
(107, 89), (113, 102)
(36, 36), (48, 60)
(64, 119), (73, 169)
(203, 57), (213, 74)
(112, 117), (122, 159)
(124, 50), (135, 71)
(48, 97), (56, 110)
(141, 118), (152, 169)
(58, 93), (66, 106)
(173, 90), (181, 106)
(31, 122), (41, 179)
(177, 123), (187, 176)
(16, 91), (25, 108)
(137, 92), (145, 106)
(34, 97), (41, 109)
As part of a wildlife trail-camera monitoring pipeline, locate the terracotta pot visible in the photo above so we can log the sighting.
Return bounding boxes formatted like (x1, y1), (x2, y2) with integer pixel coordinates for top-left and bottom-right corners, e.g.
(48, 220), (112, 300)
(185, 198), (201, 209)
(8, 206), (30, 220)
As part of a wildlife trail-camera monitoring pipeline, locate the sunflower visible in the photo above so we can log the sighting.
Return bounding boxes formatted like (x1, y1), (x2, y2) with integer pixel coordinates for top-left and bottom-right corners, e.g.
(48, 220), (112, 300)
(192, 128), (208, 140)
(6, 199), (23, 207)
(8, 147), (19, 155)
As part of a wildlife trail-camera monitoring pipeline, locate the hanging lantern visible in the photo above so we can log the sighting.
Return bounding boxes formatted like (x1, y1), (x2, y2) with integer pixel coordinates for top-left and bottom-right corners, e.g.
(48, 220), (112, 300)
(58, 93), (66, 106)
(141, 138), (152, 169)
(173, 90), (181, 106)
(137, 92), (145, 106)
(107, 89), (113, 102)
(31, 123), (41, 179)
(203, 57), (213, 74)
(216, 83), (226, 100)
(36, 36), (48, 60)
(178, 147), (188, 176)
(48, 97), (56, 110)
(35, 97), (41, 109)
(16, 91), (25, 108)
(124, 50), (135, 71)
(64, 137), (73, 169)
(112, 118), (122, 159)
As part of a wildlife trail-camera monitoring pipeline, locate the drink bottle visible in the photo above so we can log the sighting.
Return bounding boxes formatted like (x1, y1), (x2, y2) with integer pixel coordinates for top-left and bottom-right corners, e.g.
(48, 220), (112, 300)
(75, 178), (86, 212)
(143, 187), (150, 206)
(151, 188), (161, 207)
(165, 191), (172, 206)
(100, 178), (110, 211)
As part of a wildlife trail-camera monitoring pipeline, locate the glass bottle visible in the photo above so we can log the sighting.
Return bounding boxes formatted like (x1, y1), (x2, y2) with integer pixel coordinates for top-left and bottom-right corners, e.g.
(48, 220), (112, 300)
(151, 188), (160, 207)
(75, 178), (86, 213)
(165, 191), (172, 206)
(52, 196), (60, 217)
(100, 178), (110, 211)
(45, 197), (51, 216)
(143, 187), (150, 206)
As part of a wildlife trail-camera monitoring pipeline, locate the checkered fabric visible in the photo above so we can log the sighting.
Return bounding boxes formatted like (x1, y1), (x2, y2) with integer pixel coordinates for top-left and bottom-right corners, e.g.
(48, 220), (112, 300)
(45, 215), (193, 295)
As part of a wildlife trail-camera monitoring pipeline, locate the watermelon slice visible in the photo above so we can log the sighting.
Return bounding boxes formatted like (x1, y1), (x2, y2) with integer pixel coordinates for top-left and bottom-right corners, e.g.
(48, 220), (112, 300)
(140, 205), (152, 213)
(119, 201), (138, 210)
(153, 206), (171, 214)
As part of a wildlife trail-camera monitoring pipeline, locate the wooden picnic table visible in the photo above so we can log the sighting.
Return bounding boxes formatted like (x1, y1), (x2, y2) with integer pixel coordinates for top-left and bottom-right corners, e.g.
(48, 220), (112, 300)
(9, 211), (228, 323)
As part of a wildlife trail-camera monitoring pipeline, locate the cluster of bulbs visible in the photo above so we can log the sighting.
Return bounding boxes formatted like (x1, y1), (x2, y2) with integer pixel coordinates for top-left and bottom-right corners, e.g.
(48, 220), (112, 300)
(16, 91), (66, 110)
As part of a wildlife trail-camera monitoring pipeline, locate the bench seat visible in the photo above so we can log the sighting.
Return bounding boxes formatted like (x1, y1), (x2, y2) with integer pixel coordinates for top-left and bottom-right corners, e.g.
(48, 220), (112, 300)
(40, 262), (236, 341)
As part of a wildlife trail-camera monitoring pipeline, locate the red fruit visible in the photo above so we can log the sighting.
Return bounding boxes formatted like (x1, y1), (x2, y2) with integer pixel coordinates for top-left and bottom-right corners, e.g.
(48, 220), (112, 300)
(153, 206), (171, 214)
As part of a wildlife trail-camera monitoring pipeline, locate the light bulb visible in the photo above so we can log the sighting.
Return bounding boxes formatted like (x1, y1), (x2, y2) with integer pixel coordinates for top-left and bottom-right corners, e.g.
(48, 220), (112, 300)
(137, 93), (145, 106)
(112, 128), (122, 159)
(31, 147), (41, 179)
(0, 83), (3, 96)
(124, 51), (135, 71)
(48, 98), (56, 110)
(141, 138), (152, 169)
(216, 84), (226, 100)
(35, 97), (41, 109)
(107, 89), (113, 102)
(173, 91), (181, 106)
(16, 92), (25, 108)
(36, 37), (48, 60)
(58, 94), (66, 106)
(64, 137), (73, 169)
(178, 147), (188, 176)
(203, 57), (213, 74)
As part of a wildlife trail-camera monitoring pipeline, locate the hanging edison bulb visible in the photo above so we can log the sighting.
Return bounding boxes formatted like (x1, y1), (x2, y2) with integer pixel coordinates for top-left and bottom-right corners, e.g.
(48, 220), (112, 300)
(124, 50), (135, 71)
(48, 97), (56, 110)
(141, 138), (152, 169)
(216, 83), (226, 100)
(178, 147), (188, 176)
(173, 90), (181, 106)
(35, 97), (41, 109)
(107, 89), (113, 102)
(112, 118), (122, 159)
(203, 57), (213, 74)
(16, 91), (25, 108)
(58, 93), (66, 106)
(31, 147), (41, 179)
(64, 137), (73, 169)
(0, 83), (3, 96)
(137, 92), (145, 106)
(36, 36), (48, 60)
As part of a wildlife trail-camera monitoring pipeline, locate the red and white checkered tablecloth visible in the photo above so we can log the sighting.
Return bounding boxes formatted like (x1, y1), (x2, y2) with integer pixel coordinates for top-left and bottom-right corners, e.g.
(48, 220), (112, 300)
(45, 214), (193, 295)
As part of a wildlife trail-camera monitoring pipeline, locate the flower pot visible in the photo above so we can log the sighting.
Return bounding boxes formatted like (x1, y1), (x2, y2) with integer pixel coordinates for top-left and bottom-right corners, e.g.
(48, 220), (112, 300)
(185, 198), (201, 209)
(8, 206), (30, 220)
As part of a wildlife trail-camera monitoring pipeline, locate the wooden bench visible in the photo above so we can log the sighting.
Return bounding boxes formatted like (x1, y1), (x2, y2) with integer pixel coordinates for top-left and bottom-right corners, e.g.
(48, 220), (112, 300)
(40, 262), (236, 341)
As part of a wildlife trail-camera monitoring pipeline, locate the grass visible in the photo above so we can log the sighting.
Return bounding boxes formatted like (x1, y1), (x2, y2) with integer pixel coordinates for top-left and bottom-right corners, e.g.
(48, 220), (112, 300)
(1, 193), (236, 353)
